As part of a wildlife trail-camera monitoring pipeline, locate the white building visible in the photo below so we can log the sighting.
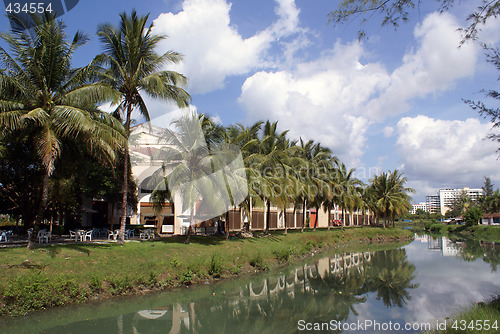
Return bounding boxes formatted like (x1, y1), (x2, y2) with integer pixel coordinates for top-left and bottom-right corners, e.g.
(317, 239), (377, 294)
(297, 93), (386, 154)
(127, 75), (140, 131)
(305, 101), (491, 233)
(423, 187), (483, 215)
(438, 187), (483, 215)
(410, 202), (428, 214)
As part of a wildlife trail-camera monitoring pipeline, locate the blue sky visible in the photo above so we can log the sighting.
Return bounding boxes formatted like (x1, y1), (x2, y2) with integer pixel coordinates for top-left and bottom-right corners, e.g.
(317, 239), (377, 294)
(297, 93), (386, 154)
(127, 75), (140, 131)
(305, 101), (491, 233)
(1, 0), (499, 201)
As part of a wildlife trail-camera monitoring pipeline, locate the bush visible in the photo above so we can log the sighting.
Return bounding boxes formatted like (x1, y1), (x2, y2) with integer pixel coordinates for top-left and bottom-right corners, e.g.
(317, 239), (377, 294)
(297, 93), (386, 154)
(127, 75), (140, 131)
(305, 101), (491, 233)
(107, 276), (133, 295)
(180, 270), (194, 285)
(3, 272), (88, 316)
(249, 253), (269, 271)
(273, 247), (296, 263)
(208, 254), (224, 277)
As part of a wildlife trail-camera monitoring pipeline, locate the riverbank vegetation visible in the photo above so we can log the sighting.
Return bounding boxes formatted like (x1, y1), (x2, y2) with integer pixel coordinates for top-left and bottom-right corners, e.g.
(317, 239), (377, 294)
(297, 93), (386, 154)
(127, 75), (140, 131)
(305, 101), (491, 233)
(426, 224), (500, 243)
(427, 295), (500, 334)
(0, 227), (412, 316)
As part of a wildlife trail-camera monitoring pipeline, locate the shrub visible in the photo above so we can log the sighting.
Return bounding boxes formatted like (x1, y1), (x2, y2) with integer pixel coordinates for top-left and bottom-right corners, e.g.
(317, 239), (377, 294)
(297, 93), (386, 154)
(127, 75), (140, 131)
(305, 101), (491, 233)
(3, 272), (88, 316)
(273, 247), (296, 263)
(249, 253), (269, 271)
(208, 254), (224, 277)
(170, 255), (181, 269)
(107, 276), (133, 295)
(180, 270), (194, 285)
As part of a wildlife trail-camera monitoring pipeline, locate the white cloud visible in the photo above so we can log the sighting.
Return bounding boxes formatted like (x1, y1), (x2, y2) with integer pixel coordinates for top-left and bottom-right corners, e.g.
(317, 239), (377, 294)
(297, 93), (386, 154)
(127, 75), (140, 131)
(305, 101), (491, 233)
(366, 12), (479, 120)
(396, 115), (500, 192)
(383, 126), (394, 137)
(152, 0), (304, 94)
(238, 11), (482, 166)
(238, 41), (386, 165)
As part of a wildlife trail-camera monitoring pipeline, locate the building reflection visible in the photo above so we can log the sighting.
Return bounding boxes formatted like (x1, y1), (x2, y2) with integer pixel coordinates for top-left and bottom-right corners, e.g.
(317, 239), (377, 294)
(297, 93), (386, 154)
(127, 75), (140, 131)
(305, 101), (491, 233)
(125, 249), (417, 334)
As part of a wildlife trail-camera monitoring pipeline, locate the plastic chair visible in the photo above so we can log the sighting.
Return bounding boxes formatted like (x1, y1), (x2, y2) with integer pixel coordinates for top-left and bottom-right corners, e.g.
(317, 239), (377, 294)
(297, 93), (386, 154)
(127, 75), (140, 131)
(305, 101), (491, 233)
(84, 230), (93, 241)
(69, 230), (78, 241)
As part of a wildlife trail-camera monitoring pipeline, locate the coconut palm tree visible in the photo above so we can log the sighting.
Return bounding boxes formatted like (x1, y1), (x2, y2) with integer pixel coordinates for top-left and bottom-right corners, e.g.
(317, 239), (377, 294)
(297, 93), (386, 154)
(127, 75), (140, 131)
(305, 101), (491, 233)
(333, 161), (363, 230)
(367, 170), (414, 228)
(251, 121), (290, 235)
(97, 10), (191, 244)
(0, 14), (126, 249)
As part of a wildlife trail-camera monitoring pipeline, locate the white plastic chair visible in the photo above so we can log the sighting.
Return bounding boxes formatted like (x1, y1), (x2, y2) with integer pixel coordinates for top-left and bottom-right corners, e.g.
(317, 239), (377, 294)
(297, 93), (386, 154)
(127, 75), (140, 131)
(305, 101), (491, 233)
(84, 230), (93, 241)
(0, 232), (6, 242)
(69, 230), (78, 241)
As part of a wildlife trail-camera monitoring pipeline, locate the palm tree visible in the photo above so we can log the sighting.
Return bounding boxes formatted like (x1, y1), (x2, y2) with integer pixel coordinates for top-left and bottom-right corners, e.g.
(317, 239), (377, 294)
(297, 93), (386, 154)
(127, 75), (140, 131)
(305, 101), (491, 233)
(0, 14), (125, 249)
(367, 170), (414, 228)
(97, 10), (191, 244)
(333, 161), (363, 230)
(294, 139), (333, 232)
(252, 121), (290, 235)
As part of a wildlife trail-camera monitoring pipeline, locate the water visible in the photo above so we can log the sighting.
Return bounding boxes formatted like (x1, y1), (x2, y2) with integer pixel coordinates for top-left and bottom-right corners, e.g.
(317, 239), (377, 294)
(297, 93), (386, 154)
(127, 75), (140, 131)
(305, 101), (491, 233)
(1, 235), (499, 333)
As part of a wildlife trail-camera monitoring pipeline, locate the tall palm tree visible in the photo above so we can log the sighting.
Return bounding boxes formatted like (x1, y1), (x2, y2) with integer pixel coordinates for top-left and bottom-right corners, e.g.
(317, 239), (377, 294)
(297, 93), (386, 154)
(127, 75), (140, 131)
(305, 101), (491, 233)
(333, 161), (363, 230)
(228, 121), (263, 231)
(252, 121), (290, 235)
(97, 10), (191, 244)
(367, 170), (414, 228)
(0, 14), (125, 249)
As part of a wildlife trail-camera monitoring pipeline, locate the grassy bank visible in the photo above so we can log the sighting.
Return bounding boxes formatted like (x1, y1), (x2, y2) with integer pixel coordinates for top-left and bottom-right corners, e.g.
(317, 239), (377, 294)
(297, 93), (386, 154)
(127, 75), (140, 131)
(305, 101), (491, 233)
(0, 227), (412, 317)
(426, 224), (500, 242)
(427, 295), (500, 334)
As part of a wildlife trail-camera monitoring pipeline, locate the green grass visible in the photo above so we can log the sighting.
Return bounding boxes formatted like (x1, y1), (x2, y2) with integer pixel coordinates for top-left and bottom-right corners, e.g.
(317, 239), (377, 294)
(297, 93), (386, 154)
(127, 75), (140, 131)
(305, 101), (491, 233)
(0, 227), (412, 316)
(426, 295), (500, 334)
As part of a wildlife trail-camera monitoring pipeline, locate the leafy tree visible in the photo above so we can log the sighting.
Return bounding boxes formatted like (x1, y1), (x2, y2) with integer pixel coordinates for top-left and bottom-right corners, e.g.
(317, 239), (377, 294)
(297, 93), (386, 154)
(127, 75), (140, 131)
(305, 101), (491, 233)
(463, 204), (483, 226)
(0, 14), (125, 249)
(97, 10), (190, 244)
(446, 190), (471, 218)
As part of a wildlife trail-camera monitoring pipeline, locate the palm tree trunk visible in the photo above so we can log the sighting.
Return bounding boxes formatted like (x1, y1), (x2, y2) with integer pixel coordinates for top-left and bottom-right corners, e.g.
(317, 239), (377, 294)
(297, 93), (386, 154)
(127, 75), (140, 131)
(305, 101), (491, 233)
(328, 205), (331, 231)
(248, 197), (253, 232)
(265, 200), (271, 235)
(301, 198), (306, 232)
(28, 167), (50, 250)
(118, 104), (132, 245)
(225, 210), (230, 240)
(185, 209), (194, 244)
(341, 207), (345, 231)
(383, 213), (387, 228)
(313, 206), (318, 231)
(263, 198), (267, 234)
(283, 207), (288, 235)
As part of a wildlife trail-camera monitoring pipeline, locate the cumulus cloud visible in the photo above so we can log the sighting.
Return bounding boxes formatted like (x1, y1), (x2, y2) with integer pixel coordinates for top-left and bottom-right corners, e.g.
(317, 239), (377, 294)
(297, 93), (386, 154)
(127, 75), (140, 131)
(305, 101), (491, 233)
(366, 12), (478, 120)
(152, 0), (304, 94)
(238, 41), (388, 165)
(396, 115), (500, 191)
(383, 126), (395, 138)
(238, 11), (481, 166)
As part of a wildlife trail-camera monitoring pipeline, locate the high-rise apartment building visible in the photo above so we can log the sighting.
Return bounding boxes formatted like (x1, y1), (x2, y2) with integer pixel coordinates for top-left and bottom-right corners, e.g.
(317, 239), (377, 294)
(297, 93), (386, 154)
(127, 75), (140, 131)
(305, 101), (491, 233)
(422, 187), (483, 215)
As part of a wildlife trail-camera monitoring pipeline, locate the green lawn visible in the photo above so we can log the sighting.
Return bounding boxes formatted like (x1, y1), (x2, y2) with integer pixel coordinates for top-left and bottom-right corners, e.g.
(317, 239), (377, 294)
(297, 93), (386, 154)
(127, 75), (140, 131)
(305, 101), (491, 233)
(0, 227), (412, 316)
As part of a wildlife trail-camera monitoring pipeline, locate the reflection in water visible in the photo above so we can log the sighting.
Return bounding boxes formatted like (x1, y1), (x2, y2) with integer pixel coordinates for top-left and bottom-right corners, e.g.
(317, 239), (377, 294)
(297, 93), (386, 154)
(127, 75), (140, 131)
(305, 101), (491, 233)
(46, 250), (416, 334)
(6, 238), (499, 334)
(415, 234), (500, 271)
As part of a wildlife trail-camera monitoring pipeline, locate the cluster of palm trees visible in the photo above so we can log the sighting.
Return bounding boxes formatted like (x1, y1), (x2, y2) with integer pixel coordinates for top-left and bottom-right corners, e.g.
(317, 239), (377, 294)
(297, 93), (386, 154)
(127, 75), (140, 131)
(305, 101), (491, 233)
(0, 11), (413, 249)
(162, 113), (414, 236)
